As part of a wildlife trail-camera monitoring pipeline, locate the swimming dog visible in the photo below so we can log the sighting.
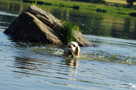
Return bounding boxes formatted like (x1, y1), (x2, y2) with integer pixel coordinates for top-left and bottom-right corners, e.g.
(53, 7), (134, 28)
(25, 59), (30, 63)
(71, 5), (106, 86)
(64, 41), (80, 57)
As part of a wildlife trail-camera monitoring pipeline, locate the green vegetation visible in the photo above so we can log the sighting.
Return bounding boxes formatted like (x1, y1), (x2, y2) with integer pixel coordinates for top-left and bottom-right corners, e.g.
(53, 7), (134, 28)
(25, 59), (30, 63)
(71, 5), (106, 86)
(58, 21), (80, 44)
(71, 0), (106, 3)
(1, 0), (136, 16)
(21, 0), (136, 16)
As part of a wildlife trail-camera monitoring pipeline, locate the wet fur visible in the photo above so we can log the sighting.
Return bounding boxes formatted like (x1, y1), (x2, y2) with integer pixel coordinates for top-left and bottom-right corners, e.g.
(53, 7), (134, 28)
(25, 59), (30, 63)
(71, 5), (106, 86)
(64, 41), (80, 57)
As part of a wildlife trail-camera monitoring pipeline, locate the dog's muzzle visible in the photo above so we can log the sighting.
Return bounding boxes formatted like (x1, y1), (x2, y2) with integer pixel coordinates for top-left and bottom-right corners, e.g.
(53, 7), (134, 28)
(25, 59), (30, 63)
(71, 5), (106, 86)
(68, 49), (75, 58)
(68, 49), (73, 55)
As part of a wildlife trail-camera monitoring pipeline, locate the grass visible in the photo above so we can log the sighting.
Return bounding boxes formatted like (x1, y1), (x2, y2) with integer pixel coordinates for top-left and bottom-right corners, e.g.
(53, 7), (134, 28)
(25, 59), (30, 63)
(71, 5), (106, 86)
(106, 0), (127, 4)
(57, 21), (81, 44)
(22, 0), (136, 16)
(106, 0), (136, 5)
(2, 0), (136, 16)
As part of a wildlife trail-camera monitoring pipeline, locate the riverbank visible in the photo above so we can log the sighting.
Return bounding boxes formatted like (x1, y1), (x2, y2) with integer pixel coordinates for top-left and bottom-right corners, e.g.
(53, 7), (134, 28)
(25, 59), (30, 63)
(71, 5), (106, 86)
(22, 0), (136, 16)
(1, 0), (136, 17)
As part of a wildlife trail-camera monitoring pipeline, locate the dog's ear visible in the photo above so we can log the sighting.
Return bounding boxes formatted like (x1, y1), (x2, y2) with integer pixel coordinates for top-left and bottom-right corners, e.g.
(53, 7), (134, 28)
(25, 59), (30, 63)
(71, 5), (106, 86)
(75, 46), (80, 56)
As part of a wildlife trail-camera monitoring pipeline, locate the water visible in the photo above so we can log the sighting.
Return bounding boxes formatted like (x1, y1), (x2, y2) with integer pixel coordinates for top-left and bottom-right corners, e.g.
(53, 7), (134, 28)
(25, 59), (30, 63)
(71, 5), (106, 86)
(0, 1), (136, 90)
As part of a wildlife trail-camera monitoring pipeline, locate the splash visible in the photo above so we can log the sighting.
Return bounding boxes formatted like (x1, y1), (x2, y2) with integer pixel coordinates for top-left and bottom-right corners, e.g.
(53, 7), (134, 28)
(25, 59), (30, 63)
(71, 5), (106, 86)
(119, 83), (136, 89)
(79, 45), (136, 65)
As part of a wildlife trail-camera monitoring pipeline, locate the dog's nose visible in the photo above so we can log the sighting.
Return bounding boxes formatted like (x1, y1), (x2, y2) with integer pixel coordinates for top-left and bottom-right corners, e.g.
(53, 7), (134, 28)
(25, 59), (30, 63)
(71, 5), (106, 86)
(68, 49), (73, 55)
(69, 45), (72, 48)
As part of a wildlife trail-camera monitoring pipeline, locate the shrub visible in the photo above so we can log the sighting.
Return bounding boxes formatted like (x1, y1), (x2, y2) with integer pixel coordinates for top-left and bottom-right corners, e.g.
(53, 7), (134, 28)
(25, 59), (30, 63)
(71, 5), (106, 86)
(72, 5), (80, 9)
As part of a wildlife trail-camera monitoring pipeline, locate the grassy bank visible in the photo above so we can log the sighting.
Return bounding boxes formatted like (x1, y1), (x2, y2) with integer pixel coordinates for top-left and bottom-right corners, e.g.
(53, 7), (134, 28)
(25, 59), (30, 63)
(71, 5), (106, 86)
(21, 0), (136, 16)
(106, 0), (136, 5)
(1, 0), (136, 16)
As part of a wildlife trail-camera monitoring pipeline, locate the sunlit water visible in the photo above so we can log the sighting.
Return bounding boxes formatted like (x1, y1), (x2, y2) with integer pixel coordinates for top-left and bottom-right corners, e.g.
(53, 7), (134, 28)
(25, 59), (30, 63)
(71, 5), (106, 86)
(0, 2), (136, 90)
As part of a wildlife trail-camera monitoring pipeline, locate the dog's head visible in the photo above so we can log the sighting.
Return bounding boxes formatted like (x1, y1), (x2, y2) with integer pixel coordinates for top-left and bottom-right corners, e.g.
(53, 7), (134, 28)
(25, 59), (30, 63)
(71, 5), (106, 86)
(65, 41), (80, 57)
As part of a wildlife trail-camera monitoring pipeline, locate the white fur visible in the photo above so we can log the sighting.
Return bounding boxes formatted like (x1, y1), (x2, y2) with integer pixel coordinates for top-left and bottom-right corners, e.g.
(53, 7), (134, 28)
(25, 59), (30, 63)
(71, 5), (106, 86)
(64, 41), (80, 57)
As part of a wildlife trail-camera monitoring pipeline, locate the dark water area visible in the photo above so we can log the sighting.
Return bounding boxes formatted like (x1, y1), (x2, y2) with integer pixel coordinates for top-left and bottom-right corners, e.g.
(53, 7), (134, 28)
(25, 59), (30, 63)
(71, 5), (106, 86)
(0, 1), (136, 90)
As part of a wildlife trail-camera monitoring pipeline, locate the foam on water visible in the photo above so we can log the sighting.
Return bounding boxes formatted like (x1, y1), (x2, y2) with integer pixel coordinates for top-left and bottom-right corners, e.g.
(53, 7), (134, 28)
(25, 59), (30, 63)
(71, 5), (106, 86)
(118, 83), (136, 89)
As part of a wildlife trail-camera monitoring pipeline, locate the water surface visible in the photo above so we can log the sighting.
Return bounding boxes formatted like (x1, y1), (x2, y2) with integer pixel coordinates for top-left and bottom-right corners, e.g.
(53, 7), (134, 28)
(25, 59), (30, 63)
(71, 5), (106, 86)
(0, 1), (136, 90)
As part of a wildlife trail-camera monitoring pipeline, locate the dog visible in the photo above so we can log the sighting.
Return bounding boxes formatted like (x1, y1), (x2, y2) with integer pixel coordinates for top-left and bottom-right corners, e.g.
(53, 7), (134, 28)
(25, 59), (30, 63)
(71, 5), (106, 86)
(64, 41), (80, 57)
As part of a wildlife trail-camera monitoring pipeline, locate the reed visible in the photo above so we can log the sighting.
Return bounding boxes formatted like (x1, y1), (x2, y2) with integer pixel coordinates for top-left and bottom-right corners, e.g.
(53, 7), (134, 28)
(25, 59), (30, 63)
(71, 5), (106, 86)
(35, 0), (37, 5)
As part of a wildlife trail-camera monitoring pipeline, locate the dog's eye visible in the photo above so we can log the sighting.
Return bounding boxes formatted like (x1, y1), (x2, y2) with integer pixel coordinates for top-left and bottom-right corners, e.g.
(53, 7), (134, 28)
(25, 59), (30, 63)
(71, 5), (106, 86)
(73, 44), (76, 47)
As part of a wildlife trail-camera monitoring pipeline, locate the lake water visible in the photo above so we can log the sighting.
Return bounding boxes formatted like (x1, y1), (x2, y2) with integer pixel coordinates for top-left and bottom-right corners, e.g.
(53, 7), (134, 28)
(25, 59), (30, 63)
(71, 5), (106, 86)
(0, 1), (136, 90)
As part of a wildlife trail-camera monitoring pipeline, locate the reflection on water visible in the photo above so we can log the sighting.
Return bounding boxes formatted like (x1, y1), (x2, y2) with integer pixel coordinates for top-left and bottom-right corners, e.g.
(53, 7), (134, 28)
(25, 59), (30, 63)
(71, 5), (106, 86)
(51, 8), (136, 40)
(1, 1), (136, 90)
(65, 59), (78, 69)
(13, 50), (80, 88)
